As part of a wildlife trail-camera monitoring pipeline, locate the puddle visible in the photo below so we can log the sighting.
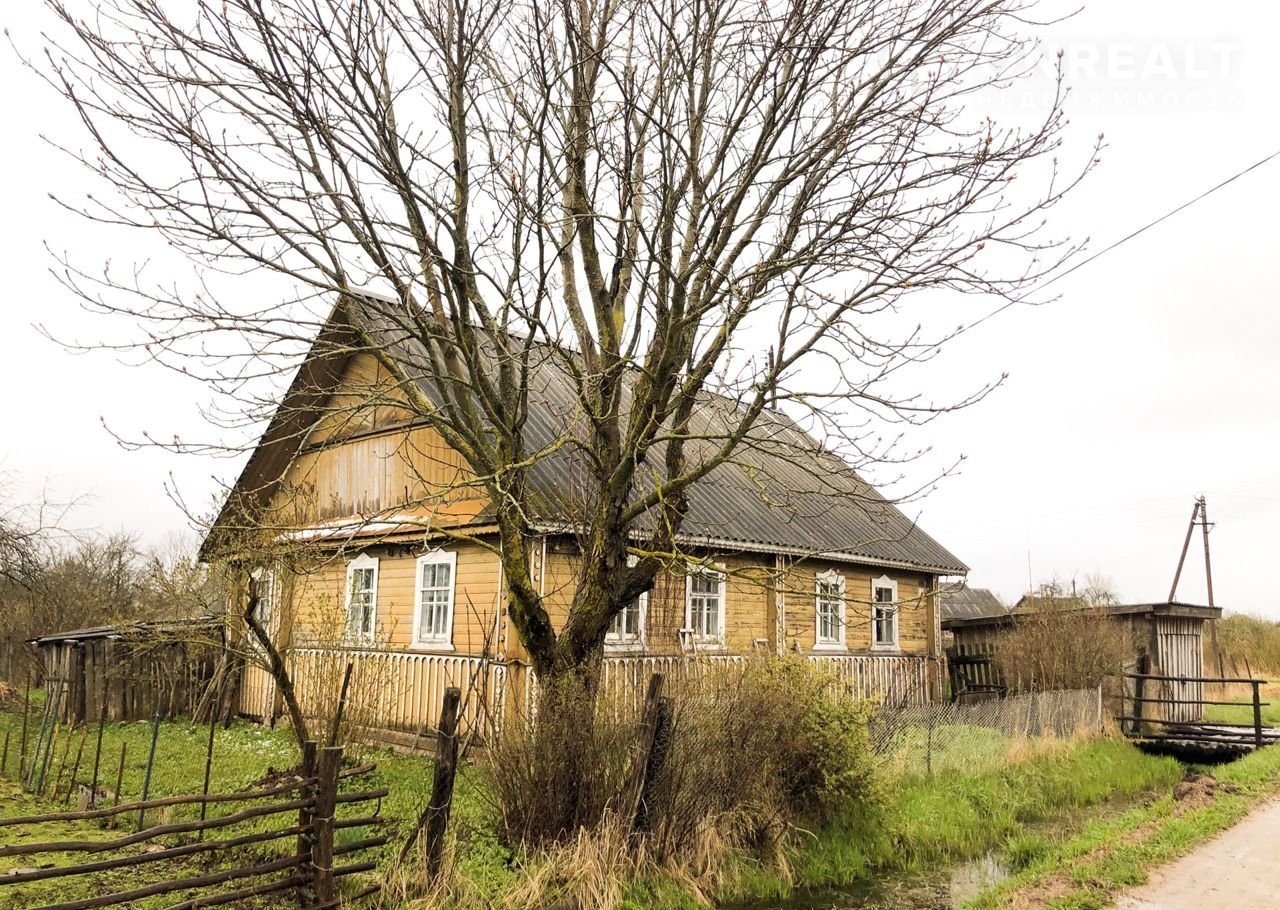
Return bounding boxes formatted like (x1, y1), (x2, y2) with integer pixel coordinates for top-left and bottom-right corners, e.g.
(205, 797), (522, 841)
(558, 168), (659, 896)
(724, 852), (1012, 910)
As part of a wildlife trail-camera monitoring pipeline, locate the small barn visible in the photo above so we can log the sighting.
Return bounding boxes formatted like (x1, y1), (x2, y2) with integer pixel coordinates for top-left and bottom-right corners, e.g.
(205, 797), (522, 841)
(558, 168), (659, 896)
(939, 585), (1007, 695)
(31, 617), (225, 724)
(942, 596), (1221, 720)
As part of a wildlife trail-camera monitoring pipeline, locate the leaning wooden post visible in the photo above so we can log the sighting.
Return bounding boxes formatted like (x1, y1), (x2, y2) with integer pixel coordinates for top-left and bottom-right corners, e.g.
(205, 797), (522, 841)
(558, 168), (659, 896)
(424, 686), (461, 882)
(88, 686), (109, 807)
(111, 742), (127, 813)
(312, 745), (343, 905)
(623, 674), (665, 825)
(634, 696), (674, 834)
(1252, 680), (1264, 750)
(62, 729), (89, 805)
(18, 671), (31, 782)
(326, 662), (355, 749)
(296, 740), (318, 908)
(198, 704), (218, 836)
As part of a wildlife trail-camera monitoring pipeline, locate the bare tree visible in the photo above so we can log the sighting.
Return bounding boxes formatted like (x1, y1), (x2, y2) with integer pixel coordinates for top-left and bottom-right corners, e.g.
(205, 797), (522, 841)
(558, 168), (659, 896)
(31, 0), (1095, 683)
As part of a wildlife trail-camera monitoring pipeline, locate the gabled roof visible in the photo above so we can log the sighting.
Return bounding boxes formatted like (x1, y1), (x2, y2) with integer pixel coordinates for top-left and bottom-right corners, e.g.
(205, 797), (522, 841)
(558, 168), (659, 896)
(940, 585), (1006, 622)
(207, 296), (967, 575)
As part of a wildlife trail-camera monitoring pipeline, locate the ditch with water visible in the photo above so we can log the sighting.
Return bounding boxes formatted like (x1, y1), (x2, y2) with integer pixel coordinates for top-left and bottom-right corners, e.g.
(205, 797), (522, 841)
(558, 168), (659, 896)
(724, 850), (1012, 910)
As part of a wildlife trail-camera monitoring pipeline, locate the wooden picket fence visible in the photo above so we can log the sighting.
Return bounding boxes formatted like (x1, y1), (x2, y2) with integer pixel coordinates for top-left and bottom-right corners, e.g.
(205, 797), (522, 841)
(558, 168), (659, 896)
(0, 740), (386, 909)
(240, 649), (937, 743)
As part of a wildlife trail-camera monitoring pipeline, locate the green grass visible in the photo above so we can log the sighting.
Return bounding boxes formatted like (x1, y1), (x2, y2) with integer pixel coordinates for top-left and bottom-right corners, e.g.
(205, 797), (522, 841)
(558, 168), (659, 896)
(2, 695), (1265, 910)
(712, 739), (1183, 904)
(879, 724), (1015, 778)
(0, 703), (483, 908)
(962, 742), (1280, 910)
(1202, 699), (1280, 727)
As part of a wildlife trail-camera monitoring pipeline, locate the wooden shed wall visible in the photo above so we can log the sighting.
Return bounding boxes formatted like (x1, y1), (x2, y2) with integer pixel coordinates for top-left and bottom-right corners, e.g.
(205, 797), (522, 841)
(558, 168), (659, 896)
(38, 634), (221, 725)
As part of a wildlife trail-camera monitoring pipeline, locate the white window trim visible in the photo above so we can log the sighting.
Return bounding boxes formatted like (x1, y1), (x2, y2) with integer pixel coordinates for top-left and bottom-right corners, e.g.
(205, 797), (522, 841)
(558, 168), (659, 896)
(249, 566), (277, 650)
(813, 569), (847, 651)
(683, 563), (727, 650)
(412, 549), (457, 650)
(344, 553), (379, 645)
(871, 574), (900, 651)
(605, 556), (648, 653)
(605, 591), (648, 652)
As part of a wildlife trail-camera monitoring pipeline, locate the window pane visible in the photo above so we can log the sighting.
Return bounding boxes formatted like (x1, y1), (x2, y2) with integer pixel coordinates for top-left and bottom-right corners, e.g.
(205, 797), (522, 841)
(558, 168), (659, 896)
(609, 598), (641, 640)
(418, 560), (453, 640)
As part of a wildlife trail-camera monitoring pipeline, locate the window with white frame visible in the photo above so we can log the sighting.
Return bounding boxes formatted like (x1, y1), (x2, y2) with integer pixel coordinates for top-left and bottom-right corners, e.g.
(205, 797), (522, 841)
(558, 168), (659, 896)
(814, 570), (846, 648)
(606, 591), (647, 647)
(345, 554), (379, 643)
(871, 575), (899, 649)
(413, 550), (457, 647)
(685, 566), (726, 646)
(249, 566), (276, 651)
(606, 557), (647, 649)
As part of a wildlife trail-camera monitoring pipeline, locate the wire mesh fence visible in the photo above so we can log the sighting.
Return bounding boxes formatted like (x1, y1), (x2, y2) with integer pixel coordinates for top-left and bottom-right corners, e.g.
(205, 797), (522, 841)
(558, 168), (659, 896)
(869, 686), (1104, 778)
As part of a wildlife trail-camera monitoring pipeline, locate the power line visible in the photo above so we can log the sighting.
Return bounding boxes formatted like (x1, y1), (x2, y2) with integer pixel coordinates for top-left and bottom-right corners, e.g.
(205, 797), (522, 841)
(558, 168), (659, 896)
(967, 145), (1280, 332)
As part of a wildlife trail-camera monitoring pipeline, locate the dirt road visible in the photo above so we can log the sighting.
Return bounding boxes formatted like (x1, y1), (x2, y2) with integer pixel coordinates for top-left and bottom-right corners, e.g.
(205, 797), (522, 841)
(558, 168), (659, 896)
(1112, 798), (1280, 910)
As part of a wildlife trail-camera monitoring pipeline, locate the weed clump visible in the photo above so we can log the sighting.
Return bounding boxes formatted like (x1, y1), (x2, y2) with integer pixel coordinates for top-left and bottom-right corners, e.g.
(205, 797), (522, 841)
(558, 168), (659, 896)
(485, 654), (877, 897)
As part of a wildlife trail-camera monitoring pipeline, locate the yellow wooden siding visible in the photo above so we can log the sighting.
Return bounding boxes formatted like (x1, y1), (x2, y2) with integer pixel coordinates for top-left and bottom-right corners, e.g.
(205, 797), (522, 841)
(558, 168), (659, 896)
(307, 353), (416, 445)
(782, 562), (934, 655)
(521, 541), (931, 658)
(267, 353), (485, 525)
(285, 542), (503, 654)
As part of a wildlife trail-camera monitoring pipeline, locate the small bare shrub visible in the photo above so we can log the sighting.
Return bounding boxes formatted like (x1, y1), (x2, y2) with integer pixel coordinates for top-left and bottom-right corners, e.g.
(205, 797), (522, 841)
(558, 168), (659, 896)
(487, 673), (638, 847)
(994, 594), (1131, 693)
(486, 653), (877, 895)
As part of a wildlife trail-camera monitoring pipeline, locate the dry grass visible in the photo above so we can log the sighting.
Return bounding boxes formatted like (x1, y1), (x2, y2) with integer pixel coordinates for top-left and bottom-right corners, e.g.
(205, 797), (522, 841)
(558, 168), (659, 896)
(503, 816), (641, 910)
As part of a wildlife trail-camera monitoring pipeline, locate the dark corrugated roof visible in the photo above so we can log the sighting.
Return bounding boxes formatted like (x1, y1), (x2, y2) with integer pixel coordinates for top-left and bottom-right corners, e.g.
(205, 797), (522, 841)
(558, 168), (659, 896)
(220, 296), (967, 575)
(353, 299), (966, 573)
(940, 585), (1006, 622)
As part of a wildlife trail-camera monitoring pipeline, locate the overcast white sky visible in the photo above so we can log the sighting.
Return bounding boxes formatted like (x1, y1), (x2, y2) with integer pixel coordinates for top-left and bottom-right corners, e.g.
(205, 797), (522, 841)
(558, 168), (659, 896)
(2, 2), (1278, 617)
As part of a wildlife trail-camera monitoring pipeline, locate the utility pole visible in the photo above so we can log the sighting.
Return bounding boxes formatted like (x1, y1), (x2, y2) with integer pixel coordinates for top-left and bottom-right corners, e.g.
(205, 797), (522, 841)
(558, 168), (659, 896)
(1199, 495), (1215, 608)
(1168, 494), (1220, 668)
(1168, 497), (1201, 603)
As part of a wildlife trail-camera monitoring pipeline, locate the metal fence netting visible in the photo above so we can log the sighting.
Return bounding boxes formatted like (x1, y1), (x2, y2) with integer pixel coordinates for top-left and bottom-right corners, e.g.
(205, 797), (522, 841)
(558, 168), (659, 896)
(869, 687), (1105, 777)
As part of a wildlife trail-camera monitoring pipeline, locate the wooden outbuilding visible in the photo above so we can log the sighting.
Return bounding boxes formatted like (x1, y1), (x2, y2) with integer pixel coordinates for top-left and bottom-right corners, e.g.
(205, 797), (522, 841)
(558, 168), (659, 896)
(942, 597), (1221, 720)
(31, 617), (224, 724)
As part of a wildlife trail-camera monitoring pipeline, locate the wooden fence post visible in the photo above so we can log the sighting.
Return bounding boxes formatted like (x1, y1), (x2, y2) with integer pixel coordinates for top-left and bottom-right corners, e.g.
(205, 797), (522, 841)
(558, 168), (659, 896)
(18, 672), (32, 782)
(634, 696), (674, 835)
(312, 745), (343, 905)
(297, 740), (318, 907)
(1131, 654), (1148, 735)
(624, 674), (664, 825)
(423, 686), (461, 881)
(326, 663), (354, 748)
(1252, 680), (1263, 750)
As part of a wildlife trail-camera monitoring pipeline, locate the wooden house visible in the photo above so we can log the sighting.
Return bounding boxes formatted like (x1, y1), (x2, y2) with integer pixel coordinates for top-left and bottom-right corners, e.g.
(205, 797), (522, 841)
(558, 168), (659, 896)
(942, 595), (1221, 720)
(205, 295), (968, 739)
